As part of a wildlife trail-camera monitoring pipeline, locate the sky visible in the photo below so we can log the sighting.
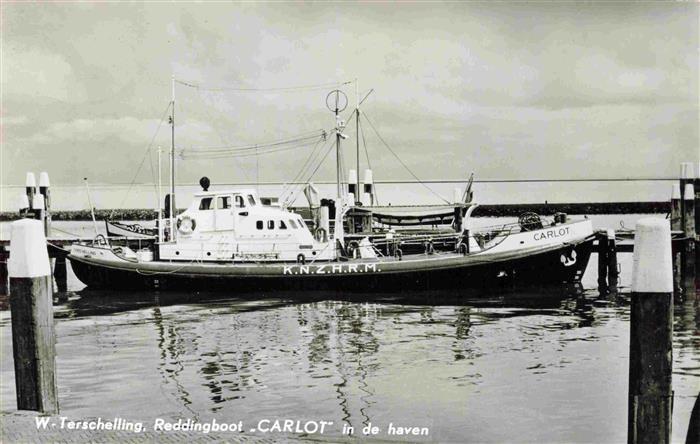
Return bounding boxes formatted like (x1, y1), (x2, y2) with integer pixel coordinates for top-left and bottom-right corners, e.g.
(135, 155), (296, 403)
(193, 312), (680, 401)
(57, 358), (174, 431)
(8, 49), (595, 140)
(1, 2), (698, 198)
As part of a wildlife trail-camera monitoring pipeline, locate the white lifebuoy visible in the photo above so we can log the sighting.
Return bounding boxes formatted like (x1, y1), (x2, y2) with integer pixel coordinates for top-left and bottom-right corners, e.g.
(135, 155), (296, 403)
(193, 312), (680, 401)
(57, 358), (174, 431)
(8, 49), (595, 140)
(177, 216), (196, 234)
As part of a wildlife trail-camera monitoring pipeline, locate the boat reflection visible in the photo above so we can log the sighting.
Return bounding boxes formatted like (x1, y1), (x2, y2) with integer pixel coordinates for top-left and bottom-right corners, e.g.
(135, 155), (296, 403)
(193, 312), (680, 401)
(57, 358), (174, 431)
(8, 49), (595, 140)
(55, 282), (602, 319)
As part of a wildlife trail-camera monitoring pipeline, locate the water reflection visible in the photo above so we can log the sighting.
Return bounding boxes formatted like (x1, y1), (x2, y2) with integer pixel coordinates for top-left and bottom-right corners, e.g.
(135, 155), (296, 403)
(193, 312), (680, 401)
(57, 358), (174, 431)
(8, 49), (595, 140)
(2, 283), (698, 442)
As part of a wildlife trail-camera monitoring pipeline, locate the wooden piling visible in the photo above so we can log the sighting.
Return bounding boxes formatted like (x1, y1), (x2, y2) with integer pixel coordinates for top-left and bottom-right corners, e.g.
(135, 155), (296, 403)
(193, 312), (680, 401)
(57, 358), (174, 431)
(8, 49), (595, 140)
(597, 232), (608, 293)
(628, 218), (673, 444)
(54, 256), (68, 293)
(671, 183), (682, 232)
(18, 194), (30, 218)
(39, 172), (51, 237)
(0, 250), (8, 295)
(606, 229), (618, 292)
(680, 162), (694, 232)
(25, 172), (36, 212)
(686, 392), (700, 444)
(695, 161), (700, 241)
(683, 184), (696, 295)
(32, 194), (45, 226)
(8, 219), (58, 413)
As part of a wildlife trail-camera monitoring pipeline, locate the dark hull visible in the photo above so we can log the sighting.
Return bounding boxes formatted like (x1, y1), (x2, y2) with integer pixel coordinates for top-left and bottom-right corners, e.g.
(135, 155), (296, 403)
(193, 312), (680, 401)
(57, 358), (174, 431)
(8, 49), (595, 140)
(69, 237), (595, 294)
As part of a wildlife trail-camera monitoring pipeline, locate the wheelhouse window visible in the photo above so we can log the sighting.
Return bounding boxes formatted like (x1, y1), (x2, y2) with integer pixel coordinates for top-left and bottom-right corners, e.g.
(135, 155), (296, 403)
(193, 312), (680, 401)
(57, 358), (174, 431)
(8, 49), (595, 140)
(234, 195), (245, 208)
(279, 220), (287, 230)
(247, 195), (256, 206)
(199, 198), (213, 210)
(267, 220), (274, 230)
(288, 219), (298, 229)
(217, 196), (231, 209)
(256, 220), (263, 230)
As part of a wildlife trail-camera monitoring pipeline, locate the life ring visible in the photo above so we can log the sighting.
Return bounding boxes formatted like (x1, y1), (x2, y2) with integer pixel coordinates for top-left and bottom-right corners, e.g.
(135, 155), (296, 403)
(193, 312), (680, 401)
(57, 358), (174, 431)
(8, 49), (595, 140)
(297, 253), (306, 265)
(424, 240), (434, 255)
(314, 227), (327, 242)
(177, 216), (196, 234)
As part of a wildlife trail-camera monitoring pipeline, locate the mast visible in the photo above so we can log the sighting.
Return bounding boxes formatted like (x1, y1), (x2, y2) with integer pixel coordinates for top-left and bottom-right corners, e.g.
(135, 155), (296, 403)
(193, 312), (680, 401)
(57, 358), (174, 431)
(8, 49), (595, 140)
(157, 146), (163, 243)
(336, 108), (341, 199)
(355, 79), (360, 204)
(326, 89), (348, 247)
(170, 75), (175, 241)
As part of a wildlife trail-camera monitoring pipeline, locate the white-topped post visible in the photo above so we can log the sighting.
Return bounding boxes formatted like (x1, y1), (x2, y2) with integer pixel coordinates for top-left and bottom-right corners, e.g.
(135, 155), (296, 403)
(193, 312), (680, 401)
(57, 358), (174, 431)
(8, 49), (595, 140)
(680, 162), (694, 230)
(8, 219), (58, 413)
(671, 184), (682, 231)
(683, 184), (696, 295)
(25, 172), (36, 212)
(628, 218), (672, 444)
(363, 169), (374, 206)
(38, 172), (51, 236)
(348, 169), (358, 203)
(18, 194), (30, 218)
(606, 228), (618, 292)
(32, 194), (45, 228)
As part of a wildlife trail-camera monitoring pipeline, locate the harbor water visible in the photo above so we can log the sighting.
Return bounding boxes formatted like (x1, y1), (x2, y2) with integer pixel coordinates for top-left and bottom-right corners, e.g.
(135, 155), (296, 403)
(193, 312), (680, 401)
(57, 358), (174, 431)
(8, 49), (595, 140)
(1, 215), (698, 442)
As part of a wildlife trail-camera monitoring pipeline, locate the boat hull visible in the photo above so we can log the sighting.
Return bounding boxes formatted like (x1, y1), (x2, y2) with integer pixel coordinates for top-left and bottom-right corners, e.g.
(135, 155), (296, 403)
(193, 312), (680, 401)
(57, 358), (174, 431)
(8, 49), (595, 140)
(68, 236), (595, 293)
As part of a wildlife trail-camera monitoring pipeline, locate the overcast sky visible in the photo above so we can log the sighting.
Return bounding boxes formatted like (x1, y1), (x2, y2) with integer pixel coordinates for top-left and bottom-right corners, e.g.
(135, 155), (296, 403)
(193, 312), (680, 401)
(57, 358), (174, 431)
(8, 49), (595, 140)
(2, 2), (698, 190)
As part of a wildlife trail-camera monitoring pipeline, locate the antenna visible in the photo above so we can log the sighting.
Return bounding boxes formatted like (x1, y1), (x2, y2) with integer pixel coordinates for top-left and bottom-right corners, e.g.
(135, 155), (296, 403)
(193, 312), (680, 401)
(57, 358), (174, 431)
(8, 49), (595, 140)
(325, 89), (348, 199)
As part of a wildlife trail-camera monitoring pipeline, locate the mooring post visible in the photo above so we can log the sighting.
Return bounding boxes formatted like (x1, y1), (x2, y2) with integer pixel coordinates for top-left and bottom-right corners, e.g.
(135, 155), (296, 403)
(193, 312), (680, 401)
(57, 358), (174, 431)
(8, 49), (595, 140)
(0, 248), (8, 295)
(25, 172), (36, 212)
(671, 184), (682, 232)
(8, 219), (59, 413)
(686, 392), (700, 444)
(32, 194), (45, 225)
(695, 161), (700, 241)
(597, 231), (609, 293)
(680, 162), (694, 231)
(53, 255), (68, 293)
(628, 218), (673, 444)
(606, 229), (618, 292)
(39, 172), (51, 237)
(683, 184), (696, 295)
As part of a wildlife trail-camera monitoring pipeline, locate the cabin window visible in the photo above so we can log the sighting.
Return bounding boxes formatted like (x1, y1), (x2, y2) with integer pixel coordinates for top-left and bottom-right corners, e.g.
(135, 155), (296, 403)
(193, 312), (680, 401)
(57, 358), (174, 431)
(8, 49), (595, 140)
(199, 198), (213, 210)
(234, 195), (245, 208)
(288, 219), (297, 229)
(217, 196), (231, 209)
(247, 195), (256, 206)
(279, 220), (287, 230)
(267, 220), (274, 230)
(256, 220), (263, 230)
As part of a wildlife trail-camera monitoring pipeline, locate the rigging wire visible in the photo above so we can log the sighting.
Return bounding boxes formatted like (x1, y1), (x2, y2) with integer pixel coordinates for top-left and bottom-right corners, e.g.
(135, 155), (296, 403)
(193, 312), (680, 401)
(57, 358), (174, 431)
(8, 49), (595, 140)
(175, 78), (353, 93)
(283, 137), (336, 207)
(194, 90), (252, 181)
(180, 136), (326, 159)
(109, 101), (173, 219)
(281, 136), (334, 206)
(185, 131), (326, 153)
(280, 134), (328, 203)
(362, 111), (451, 204)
